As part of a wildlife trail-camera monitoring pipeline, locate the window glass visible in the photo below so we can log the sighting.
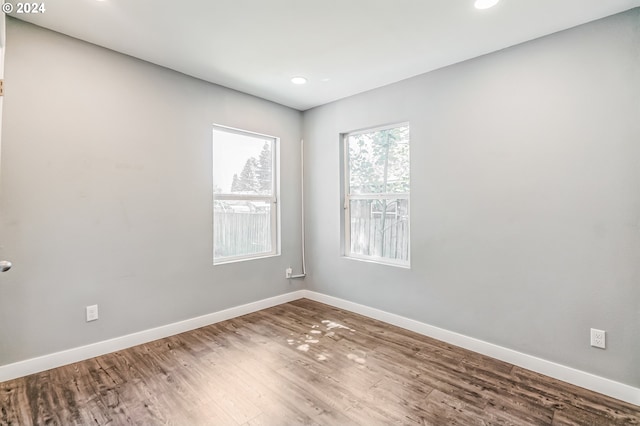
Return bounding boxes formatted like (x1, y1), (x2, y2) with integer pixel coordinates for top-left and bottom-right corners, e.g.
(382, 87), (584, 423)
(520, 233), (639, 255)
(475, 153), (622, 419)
(348, 126), (410, 195)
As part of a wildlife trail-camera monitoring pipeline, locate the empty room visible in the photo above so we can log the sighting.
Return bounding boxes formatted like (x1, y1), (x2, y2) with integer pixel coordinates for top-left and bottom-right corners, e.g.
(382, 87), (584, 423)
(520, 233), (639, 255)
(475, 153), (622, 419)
(0, 0), (639, 424)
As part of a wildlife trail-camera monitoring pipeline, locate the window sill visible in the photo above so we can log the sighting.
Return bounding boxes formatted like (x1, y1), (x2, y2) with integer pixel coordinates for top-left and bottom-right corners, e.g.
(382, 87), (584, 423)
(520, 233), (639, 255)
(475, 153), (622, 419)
(214, 253), (280, 266)
(342, 255), (411, 269)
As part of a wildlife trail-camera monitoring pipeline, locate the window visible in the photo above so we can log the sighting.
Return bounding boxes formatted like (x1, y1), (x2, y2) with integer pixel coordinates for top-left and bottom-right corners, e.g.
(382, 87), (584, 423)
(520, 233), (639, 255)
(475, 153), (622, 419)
(213, 125), (278, 264)
(344, 123), (410, 266)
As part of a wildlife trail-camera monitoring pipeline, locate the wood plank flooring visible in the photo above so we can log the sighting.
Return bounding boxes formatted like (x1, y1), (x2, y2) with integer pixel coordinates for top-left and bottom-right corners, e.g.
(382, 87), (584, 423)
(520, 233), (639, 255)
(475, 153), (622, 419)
(1, 298), (639, 425)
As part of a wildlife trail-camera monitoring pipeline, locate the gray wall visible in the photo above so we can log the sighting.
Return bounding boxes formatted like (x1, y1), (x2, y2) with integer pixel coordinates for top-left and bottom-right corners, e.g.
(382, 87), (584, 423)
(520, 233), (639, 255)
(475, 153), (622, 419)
(303, 9), (640, 386)
(0, 18), (303, 365)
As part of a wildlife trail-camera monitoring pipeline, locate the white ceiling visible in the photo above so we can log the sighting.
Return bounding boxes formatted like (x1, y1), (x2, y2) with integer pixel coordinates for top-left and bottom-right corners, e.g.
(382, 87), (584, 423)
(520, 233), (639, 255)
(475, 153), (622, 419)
(11, 0), (640, 111)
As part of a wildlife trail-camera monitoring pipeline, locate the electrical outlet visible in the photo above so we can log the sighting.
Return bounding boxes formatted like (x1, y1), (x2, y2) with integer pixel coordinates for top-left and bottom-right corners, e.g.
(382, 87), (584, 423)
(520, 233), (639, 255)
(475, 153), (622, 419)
(86, 305), (99, 322)
(285, 267), (293, 279)
(590, 328), (605, 349)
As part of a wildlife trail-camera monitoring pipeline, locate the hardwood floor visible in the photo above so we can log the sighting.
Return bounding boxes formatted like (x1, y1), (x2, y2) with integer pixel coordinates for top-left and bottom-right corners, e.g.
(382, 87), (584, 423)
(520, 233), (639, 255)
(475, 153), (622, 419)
(1, 298), (639, 425)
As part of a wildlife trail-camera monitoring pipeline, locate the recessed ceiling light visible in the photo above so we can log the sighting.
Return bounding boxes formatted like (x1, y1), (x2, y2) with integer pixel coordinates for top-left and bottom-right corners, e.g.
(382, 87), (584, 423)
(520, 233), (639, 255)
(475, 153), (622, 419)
(291, 77), (307, 85)
(474, 0), (499, 9)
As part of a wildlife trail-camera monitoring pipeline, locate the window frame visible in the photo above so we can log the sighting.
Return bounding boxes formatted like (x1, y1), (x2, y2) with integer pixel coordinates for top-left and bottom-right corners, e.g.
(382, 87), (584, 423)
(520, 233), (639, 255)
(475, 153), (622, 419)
(343, 122), (411, 268)
(213, 124), (279, 265)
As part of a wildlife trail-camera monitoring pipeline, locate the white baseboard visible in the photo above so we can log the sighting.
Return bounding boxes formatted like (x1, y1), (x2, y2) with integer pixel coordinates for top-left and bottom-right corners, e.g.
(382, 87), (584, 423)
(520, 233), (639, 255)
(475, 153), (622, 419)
(2, 288), (638, 407)
(0, 290), (306, 383)
(301, 290), (640, 406)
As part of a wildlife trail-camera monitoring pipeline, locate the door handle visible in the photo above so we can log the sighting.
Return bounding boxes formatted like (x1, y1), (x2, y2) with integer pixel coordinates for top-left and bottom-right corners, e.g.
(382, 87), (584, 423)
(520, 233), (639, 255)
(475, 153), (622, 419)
(0, 261), (12, 272)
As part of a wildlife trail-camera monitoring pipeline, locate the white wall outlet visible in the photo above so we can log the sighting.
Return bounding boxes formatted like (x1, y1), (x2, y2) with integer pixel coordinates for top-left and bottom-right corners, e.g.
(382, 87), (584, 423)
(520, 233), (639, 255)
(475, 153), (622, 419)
(285, 267), (293, 279)
(590, 328), (605, 349)
(86, 304), (99, 322)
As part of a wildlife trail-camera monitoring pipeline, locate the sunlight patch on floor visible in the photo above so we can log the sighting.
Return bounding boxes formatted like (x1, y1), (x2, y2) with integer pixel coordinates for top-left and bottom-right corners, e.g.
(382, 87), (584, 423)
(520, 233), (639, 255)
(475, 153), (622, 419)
(321, 320), (356, 332)
(286, 318), (360, 361)
(347, 350), (367, 365)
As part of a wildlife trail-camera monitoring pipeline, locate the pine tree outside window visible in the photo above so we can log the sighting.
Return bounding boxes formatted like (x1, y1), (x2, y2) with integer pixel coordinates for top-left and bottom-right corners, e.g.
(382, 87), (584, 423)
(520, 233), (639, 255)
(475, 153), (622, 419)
(213, 125), (278, 264)
(343, 123), (410, 267)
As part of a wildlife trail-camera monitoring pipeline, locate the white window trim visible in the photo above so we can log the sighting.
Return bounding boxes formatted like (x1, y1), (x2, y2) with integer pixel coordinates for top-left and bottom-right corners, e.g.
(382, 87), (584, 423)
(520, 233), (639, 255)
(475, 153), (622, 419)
(213, 124), (279, 265)
(343, 122), (411, 268)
